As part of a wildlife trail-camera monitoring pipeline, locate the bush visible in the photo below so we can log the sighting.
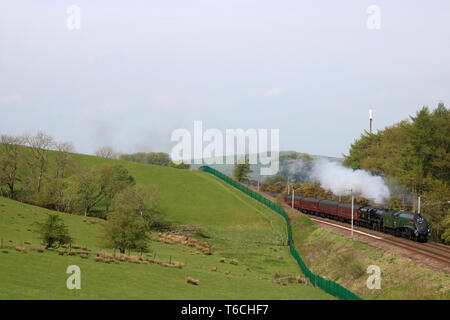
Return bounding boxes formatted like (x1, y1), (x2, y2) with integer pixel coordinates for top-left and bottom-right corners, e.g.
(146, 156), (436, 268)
(36, 214), (73, 249)
(168, 160), (191, 169)
(102, 211), (149, 254)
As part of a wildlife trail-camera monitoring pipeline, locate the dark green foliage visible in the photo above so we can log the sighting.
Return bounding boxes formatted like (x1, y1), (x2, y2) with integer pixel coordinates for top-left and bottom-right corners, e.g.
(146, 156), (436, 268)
(343, 103), (450, 242)
(36, 214), (73, 249)
(343, 131), (382, 171)
(0, 135), (24, 199)
(103, 184), (159, 253)
(120, 152), (170, 166)
(98, 163), (135, 212)
(233, 156), (252, 182)
(68, 163), (135, 216)
(102, 211), (149, 254)
(70, 167), (103, 216)
(36, 177), (72, 212)
(113, 184), (170, 231)
(168, 160), (191, 169)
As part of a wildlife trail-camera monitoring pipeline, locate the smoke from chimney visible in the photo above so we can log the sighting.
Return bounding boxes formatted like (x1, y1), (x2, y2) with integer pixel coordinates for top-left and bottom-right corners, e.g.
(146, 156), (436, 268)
(309, 159), (390, 204)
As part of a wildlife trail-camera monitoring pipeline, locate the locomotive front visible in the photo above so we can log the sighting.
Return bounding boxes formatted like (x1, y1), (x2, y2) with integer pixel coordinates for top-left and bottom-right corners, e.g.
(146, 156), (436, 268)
(414, 214), (431, 242)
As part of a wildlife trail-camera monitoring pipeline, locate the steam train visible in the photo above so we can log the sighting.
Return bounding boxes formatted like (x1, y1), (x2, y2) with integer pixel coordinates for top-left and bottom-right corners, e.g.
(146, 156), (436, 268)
(270, 193), (430, 242)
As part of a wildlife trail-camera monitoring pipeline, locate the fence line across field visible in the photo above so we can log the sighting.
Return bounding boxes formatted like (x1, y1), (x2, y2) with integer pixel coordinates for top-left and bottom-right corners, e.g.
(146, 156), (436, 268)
(200, 165), (362, 300)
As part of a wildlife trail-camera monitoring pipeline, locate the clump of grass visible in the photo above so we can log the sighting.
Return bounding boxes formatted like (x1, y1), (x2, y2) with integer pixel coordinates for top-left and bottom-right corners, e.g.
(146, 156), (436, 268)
(172, 261), (184, 269)
(331, 251), (365, 281)
(155, 233), (212, 255)
(296, 276), (306, 284)
(186, 277), (199, 285)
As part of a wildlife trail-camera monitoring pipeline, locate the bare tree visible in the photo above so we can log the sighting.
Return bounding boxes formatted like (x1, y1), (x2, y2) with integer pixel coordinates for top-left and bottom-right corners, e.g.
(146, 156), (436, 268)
(25, 132), (55, 193)
(95, 146), (119, 159)
(55, 141), (75, 178)
(0, 134), (25, 198)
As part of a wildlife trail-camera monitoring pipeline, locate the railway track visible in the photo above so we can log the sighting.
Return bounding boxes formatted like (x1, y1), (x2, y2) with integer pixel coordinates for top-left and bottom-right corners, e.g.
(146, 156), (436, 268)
(308, 215), (450, 269)
(254, 189), (450, 271)
(423, 241), (450, 252)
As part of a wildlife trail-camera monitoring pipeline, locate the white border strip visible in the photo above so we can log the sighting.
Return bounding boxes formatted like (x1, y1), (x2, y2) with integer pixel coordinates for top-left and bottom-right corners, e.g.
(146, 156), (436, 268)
(310, 218), (383, 240)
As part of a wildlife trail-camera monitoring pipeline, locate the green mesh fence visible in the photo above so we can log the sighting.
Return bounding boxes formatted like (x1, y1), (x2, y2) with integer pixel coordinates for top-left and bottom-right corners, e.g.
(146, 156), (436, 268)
(200, 165), (362, 300)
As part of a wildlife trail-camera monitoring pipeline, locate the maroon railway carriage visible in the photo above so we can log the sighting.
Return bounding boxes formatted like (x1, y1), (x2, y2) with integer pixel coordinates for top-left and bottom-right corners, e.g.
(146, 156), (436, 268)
(337, 203), (361, 222)
(299, 197), (319, 213)
(318, 200), (338, 216)
(282, 195), (302, 208)
(282, 195), (291, 206)
(293, 196), (302, 208)
(281, 195), (361, 223)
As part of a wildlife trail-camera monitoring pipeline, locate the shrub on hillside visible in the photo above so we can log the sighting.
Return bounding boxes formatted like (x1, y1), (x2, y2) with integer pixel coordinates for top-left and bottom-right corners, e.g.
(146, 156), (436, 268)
(36, 214), (73, 249)
(102, 211), (149, 254)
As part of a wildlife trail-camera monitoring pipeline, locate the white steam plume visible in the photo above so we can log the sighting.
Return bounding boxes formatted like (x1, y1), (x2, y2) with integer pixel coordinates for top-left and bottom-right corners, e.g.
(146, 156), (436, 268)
(309, 160), (390, 204)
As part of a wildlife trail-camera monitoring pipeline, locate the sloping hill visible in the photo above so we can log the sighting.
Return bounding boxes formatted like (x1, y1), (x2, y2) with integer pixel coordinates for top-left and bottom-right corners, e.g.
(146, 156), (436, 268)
(0, 154), (332, 299)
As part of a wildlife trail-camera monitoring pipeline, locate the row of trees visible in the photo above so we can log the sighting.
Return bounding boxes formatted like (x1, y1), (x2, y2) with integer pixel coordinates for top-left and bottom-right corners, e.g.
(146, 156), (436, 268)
(1, 131), (172, 253)
(261, 180), (370, 206)
(0, 132), (75, 200)
(37, 181), (168, 253)
(95, 148), (191, 170)
(37, 184), (164, 254)
(119, 151), (191, 169)
(257, 104), (449, 242)
(119, 152), (171, 166)
(343, 103), (449, 242)
(0, 132), (167, 222)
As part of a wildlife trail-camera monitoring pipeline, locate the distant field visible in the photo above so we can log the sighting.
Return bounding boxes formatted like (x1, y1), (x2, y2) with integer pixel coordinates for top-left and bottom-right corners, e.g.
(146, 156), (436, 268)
(0, 153), (332, 299)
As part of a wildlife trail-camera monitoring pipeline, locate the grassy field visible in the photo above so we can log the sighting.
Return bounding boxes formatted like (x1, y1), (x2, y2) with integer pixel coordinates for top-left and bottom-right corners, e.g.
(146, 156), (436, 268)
(0, 154), (332, 299)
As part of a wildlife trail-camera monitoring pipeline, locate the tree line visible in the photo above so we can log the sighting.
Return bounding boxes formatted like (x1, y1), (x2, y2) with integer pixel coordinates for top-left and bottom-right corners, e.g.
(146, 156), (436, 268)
(343, 103), (449, 243)
(1, 131), (172, 253)
(0, 132), (167, 223)
(95, 148), (191, 169)
(258, 104), (449, 243)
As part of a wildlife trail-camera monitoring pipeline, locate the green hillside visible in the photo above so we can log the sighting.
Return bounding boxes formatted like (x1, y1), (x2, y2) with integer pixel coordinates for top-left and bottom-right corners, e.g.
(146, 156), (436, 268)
(0, 153), (332, 299)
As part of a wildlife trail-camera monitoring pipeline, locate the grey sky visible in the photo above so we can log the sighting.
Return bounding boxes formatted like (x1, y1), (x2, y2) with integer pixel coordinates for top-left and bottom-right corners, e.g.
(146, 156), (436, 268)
(0, 0), (449, 158)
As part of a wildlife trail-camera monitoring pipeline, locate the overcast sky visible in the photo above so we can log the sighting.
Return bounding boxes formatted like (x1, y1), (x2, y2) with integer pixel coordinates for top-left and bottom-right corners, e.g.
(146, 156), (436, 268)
(0, 0), (449, 158)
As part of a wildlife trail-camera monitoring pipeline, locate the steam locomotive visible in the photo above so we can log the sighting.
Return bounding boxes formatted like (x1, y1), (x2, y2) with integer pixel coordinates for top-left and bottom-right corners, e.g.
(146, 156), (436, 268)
(271, 193), (430, 242)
